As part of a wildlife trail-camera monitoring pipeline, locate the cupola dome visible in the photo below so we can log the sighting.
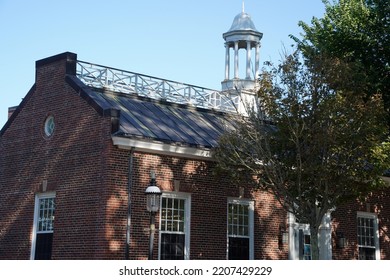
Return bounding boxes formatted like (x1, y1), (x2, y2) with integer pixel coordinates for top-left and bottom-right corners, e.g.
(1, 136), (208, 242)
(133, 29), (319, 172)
(228, 12), (258, 32)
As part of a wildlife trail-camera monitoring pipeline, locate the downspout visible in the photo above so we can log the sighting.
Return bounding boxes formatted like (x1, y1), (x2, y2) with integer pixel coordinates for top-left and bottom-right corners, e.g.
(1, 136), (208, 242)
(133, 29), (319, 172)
(125, 147), (135, 260)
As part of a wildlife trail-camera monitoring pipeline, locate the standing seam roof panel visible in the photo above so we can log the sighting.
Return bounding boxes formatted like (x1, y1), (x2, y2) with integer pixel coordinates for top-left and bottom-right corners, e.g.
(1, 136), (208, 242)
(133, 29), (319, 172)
(171, 107), (219, 147)
(119, 97), (175, 141)
(139, 102), (193, 144)
(102, 93), (155, 138)
(159, 105), (215, 147)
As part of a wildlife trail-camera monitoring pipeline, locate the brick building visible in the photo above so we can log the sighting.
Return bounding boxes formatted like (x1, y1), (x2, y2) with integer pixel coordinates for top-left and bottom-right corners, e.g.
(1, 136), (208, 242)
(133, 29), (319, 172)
(1, 10), (389, 260)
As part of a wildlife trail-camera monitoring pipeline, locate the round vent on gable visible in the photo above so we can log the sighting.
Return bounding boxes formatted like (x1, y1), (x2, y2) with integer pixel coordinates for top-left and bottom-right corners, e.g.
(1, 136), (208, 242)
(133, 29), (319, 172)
(44, 115), (55, 138)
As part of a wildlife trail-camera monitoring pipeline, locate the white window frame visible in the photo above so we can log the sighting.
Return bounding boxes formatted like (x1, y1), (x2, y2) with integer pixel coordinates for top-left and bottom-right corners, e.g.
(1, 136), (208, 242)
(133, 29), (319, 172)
(357, 211), (380, 260)
(227, 198), (254, 260)
(44, 115), (55, 137)
(158, 192), (191, 260)
(30, 192), (56, 260)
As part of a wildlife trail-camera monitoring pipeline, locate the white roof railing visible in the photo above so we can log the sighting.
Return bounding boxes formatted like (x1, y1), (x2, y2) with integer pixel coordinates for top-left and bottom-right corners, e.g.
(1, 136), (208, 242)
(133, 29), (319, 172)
(76, 60), (239, 113)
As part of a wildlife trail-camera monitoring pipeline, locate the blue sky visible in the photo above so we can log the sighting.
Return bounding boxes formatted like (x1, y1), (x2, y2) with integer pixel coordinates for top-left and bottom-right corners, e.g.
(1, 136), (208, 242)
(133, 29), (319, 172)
(0, 0), (325, 128)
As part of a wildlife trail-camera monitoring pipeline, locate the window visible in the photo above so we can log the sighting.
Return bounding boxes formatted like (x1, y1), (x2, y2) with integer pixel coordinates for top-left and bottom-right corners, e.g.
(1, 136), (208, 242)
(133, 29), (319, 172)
(357, 212), (380, 260)
(44, 115), (55, 137)
(31, 193), (55, 260)
(159, 192), (190, 260)
(227, 199), (254, 260)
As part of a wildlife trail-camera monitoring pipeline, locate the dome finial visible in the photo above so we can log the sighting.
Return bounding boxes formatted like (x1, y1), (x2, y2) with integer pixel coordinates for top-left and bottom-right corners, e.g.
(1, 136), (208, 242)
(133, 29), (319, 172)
(242, 0), (245, 13)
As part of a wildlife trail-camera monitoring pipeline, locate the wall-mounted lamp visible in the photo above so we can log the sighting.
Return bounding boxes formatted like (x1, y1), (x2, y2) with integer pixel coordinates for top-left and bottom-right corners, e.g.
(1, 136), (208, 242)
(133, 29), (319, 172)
(145, 170), (162, 260)
(336, 232), (347, 249)
(279, 226), (289, 247)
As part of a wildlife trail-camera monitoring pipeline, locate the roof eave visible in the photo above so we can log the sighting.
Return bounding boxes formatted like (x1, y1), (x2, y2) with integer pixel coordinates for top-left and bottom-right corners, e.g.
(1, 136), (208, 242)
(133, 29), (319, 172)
(112, 135), (214, 161)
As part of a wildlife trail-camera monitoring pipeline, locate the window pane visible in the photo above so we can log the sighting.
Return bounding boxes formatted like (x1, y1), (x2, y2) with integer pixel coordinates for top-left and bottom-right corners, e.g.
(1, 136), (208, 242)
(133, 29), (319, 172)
(161, 197), (186, 233)
(228, 224), (233, 235)
(38, 197), (55, 232)
(359, 247), (376, 260)
(162, 197), (166, 208)
(34, 233), (53, 260)
(174, 199), (178, 210)
(243, 225), (248, 236)
(228, 237), (249, 260)
(160, 233), (185, 260)
(304, 244), (311, 260)
(228, 203), (249, 237)
(167, 208), (173, 220)
(167, 220), (173, 231)
(243, 205), (248, 215)
(179, 221), (184, 232)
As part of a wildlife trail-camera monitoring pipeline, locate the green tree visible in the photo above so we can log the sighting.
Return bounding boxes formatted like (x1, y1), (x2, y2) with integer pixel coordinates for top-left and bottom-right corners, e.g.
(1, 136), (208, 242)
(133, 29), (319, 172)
(292, 0), (390, 123)
(213, 50), (390, 259)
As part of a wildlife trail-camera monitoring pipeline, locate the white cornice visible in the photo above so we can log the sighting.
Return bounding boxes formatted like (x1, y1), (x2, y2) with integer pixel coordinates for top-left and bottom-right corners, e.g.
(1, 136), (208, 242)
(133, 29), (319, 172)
(112, 136), (214, 160)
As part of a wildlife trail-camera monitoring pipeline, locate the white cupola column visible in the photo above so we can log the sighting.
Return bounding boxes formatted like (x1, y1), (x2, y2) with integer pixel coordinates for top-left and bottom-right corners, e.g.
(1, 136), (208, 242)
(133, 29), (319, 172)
(246, 41), (251, 79)
(234, 41), (239, 79)
(225, 43), (230, 80)
(255, 42), (260, 80)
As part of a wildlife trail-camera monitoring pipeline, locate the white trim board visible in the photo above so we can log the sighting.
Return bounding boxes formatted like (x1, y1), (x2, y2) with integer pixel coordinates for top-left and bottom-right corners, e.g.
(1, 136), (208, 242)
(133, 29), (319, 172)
(112, 136), (214, 160)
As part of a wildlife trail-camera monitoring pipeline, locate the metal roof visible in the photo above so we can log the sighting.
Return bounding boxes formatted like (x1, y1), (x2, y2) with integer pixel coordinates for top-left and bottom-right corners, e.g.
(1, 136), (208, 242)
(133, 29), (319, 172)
(228, 12), (259, 32)
(223, 11), (263, 46)
(86, 89), (237, 149)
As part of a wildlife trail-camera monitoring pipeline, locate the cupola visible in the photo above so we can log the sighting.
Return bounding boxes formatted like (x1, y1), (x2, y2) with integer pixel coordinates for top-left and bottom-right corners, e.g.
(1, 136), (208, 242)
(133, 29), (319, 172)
(221, 3), (263, 91)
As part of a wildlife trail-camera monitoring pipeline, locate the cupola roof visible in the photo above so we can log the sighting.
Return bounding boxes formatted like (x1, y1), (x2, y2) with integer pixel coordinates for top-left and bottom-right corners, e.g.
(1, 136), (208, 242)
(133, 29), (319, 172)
(227, 11), (258, 33)
(223, 9), (262, 44)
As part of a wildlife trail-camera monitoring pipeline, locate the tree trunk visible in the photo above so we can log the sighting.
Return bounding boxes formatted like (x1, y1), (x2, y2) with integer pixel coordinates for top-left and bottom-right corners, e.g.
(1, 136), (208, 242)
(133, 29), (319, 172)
(310, 225), (320, 260)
